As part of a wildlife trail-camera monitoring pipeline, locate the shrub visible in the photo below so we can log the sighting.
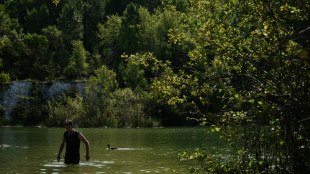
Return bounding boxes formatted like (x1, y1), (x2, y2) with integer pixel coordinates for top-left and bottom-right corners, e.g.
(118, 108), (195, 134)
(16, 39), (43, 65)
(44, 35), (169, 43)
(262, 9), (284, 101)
(11, 103), (29, 125)
(46, 93), (85, 127)
(0, 72), (10, 85)
(0, 104), (8, 126)
(107, 88), (149, 127)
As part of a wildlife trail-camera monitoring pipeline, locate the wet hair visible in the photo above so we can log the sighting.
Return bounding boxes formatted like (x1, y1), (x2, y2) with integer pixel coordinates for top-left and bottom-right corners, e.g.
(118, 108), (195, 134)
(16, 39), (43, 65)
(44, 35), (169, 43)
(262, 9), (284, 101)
(65, 119), (73, 126)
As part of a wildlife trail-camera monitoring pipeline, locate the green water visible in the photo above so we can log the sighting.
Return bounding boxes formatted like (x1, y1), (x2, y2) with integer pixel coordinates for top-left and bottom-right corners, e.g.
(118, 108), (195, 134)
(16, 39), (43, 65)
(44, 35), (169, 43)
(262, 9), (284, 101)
(0, 127), (228, 173)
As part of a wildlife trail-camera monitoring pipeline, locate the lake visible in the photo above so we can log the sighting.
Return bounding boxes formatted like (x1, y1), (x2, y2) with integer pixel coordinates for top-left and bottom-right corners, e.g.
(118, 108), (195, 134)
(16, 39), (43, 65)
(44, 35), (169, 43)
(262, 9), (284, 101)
(0, 127), (229, 173)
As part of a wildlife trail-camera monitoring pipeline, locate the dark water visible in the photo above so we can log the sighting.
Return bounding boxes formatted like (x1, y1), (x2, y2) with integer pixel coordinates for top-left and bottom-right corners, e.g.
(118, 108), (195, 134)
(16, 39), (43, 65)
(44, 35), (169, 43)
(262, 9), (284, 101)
(0, 127), (228, 173)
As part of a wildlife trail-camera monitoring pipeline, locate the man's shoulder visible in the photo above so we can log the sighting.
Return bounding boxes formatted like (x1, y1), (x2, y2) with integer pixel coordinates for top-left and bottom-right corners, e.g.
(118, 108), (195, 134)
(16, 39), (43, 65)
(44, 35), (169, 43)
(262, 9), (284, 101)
(73, 130), (80, 135)
(63, 130), (80, 135)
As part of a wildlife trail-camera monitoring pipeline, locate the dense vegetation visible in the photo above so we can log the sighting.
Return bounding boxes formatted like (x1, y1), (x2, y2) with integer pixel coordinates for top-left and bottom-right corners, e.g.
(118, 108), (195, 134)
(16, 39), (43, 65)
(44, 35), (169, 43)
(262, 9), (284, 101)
(0, 0), (310, 173)
(0, 0), (192, 127)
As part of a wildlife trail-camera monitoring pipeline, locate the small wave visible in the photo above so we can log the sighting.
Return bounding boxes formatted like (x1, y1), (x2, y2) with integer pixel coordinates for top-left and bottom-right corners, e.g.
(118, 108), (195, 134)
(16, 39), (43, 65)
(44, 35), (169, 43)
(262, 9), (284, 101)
(109, 148), (153, 151)
(1, 145), (29, 149)
(43, 164), (65, 168)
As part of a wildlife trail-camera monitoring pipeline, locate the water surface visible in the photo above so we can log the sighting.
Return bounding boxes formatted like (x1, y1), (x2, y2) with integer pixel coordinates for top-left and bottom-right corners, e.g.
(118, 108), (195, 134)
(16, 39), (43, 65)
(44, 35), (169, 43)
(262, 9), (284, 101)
(0, 127), (227, 173)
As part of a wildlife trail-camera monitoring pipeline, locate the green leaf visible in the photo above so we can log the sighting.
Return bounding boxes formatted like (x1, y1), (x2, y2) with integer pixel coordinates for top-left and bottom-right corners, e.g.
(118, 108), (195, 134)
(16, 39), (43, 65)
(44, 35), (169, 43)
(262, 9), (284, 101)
(234, 93), (239, 98)
(249, 160), (253, 167)
(202, 122), (207, 126)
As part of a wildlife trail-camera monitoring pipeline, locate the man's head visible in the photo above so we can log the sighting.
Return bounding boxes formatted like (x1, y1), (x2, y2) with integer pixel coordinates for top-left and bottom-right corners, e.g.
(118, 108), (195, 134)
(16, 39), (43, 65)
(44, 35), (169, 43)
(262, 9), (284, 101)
(65, 120), (73, 132)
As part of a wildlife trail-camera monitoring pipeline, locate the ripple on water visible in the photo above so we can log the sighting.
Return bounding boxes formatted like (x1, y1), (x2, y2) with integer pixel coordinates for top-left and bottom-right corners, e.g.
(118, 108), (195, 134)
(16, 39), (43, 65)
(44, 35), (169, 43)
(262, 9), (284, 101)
(108, 148), (153, 151)
(80, 162), (105, 168)
(100, 160), (115, 164)
(43, 160), (114, 170)
(43, 163), (65, 168)
(140, 169), (152, 173)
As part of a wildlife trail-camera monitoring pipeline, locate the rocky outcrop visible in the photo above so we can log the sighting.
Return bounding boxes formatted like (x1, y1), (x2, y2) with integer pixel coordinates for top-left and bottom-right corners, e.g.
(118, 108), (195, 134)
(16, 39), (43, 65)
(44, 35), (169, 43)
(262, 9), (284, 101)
(0, 81), (85, 119)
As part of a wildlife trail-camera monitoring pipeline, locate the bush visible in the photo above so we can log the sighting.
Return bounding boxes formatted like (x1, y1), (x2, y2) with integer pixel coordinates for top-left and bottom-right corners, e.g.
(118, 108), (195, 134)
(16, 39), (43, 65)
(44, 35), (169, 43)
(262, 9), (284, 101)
(0, 72), (10, 85)
(45, 93), (86, 127)
(0, 104), (5, 117)
(11, 103), (29, 125)
(0, 104), (8, 126)
(106, 88), (149, 127)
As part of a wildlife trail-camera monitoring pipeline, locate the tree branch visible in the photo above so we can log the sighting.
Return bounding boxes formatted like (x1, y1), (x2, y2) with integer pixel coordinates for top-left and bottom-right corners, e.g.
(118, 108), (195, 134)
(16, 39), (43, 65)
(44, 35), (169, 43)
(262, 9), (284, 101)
(279, 26), (310, 47)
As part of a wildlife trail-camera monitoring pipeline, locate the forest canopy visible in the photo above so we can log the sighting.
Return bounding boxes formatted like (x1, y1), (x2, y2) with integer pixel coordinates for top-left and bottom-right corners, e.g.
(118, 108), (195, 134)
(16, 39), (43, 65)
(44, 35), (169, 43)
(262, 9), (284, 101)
(0, 0), (310, 173)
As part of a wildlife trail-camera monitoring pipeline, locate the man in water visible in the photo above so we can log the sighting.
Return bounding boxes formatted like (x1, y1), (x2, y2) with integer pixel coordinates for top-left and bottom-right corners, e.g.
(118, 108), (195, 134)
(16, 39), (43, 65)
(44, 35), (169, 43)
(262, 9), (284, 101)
(57, 120), (90, 164)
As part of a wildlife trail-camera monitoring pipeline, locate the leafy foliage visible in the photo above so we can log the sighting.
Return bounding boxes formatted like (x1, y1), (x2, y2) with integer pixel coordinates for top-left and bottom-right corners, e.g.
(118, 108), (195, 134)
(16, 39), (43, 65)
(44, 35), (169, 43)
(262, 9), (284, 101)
(0, 72), (10, 84)
(46, 90), (85, 127)
(106, 88), (150, 128)
(1, 0), (310, 172)
(97, 14), (122, 68)
(21, 33), (49, 80)
(64, 40), (89, 79)
(57, 0), (84, 46)
(24, 4), (50, 33)
(146, 0), (310, 173)
(121, 62), (148, 90)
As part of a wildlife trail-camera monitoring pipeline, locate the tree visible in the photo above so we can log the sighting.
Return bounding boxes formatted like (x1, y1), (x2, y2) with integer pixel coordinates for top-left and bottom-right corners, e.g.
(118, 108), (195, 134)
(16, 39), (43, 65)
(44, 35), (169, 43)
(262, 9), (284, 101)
(0, 72), (10, 84)
(21, 33), (49, 80)
(64, 40), (89, 79)
(132, 0), (162, 12)
(42, 25), (69, 72)
(142, 5), (190, 67)
(121, 62), (148, 90)
(84, 65), (119, 126)
(0, 8), (23, 80)
(97, 2), (189, 73)
(126, 0), (310, 173)
(57, 0), (84, 47)
(83, 0), (107, 52)
(92, 65), (118, 93)
(105, 0), (130, 16)
(107, 88), (147, 127)
(46, 90), (85, 127)
(119, 2), (142, 54)
(123, 52), (190, 126)
(24, 4), (50, 33)
(97, 14), (122, 68)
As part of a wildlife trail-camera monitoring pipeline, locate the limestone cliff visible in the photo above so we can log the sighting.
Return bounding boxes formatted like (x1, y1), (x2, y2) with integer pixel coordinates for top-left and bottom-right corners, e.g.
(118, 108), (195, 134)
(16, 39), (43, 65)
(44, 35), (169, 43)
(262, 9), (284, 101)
(0, 81), (85, 119)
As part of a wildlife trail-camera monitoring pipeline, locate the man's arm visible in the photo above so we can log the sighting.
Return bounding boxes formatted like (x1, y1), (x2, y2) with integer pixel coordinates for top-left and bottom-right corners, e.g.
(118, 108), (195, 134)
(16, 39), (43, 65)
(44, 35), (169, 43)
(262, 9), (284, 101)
(78, 133), (90, 161)
(57, 136), (65, 162)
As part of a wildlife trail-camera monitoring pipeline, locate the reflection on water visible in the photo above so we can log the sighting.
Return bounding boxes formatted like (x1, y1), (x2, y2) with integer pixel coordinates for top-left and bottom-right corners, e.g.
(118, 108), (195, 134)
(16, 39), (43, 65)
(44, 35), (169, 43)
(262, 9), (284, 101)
(0, 127), (228, 173)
